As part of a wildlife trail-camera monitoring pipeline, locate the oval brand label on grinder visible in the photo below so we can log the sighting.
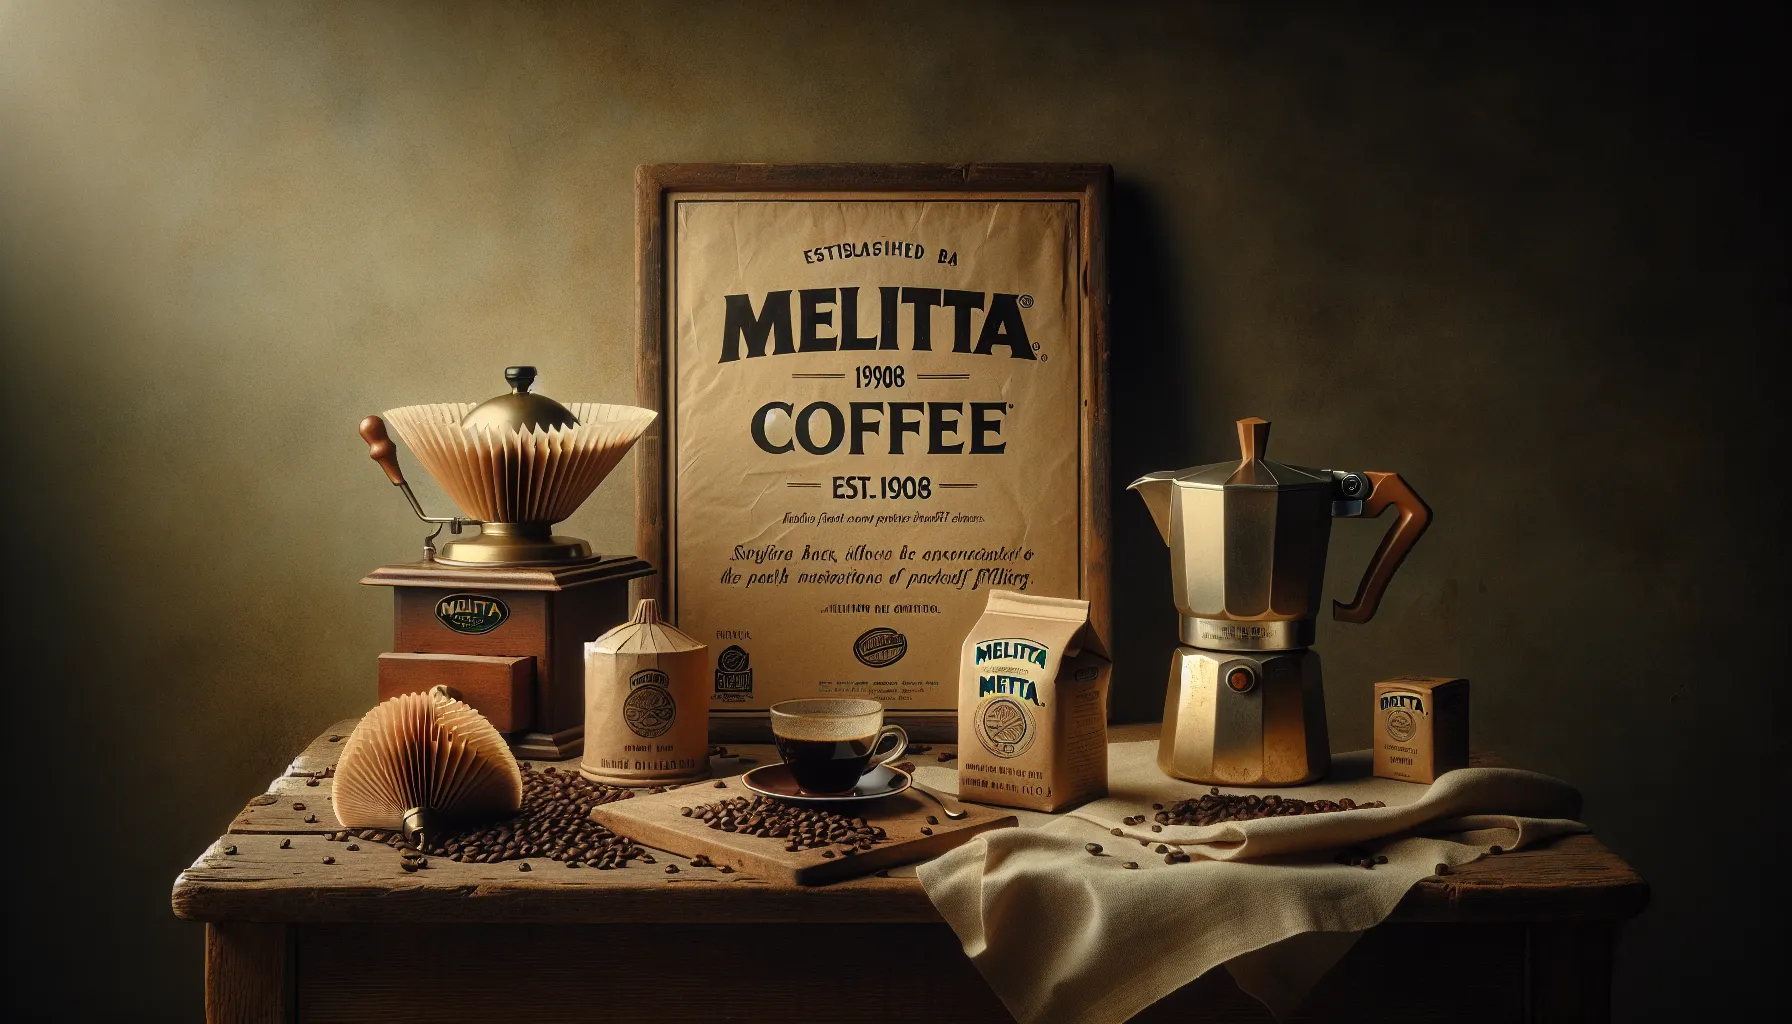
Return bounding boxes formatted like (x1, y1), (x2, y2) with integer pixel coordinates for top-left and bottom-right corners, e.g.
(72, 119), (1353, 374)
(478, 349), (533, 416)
(434, 593), (510, 635)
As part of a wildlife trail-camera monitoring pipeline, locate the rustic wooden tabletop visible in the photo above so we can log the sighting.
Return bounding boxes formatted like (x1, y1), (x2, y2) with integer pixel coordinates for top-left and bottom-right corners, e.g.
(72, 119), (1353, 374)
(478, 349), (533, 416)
(171, 721), (1647, 927)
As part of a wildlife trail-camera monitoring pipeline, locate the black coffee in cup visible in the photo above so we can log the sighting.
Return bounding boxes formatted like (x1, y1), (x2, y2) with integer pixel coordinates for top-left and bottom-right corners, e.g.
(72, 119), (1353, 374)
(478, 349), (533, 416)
(769, 699), (908, 795)
(773, 735), (879, 795)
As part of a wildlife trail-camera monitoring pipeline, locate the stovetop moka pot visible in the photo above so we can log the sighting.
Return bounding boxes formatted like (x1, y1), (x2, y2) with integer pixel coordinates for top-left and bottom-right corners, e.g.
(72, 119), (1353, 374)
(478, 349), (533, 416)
(1129, 417), (1431, 786)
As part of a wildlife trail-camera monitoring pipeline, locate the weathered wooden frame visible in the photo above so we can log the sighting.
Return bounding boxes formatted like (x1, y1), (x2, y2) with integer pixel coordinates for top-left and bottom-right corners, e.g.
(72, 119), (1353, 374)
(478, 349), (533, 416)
(633, 163), (1110, 739)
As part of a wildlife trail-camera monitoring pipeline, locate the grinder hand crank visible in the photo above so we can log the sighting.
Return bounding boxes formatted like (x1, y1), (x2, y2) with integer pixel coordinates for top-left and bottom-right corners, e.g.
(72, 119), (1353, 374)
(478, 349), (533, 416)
(359, 415), (482, 561)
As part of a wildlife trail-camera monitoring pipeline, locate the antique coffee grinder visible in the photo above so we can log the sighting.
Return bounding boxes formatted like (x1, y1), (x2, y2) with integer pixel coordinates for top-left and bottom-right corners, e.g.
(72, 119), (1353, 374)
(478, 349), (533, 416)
(1130, 417), (1431, 785)
(358, 367), (657, 758)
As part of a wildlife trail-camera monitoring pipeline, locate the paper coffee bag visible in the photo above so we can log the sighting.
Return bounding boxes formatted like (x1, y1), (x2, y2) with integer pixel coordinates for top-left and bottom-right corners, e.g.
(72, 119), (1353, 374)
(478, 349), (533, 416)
(957, 590), (1110, 812)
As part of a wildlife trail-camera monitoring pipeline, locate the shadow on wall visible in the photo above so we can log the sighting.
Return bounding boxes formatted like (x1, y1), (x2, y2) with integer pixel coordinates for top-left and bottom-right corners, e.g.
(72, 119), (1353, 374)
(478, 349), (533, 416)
(1107, 178), (1199, 723)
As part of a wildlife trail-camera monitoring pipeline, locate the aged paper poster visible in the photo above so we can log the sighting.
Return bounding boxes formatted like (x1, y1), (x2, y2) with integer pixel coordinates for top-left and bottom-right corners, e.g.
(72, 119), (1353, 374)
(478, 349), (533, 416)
(668, 197), (1086, 724)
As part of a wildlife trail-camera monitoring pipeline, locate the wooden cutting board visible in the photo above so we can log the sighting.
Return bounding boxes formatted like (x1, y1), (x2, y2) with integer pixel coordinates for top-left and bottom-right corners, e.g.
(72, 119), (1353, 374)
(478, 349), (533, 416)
(590, 778), (1015, 886)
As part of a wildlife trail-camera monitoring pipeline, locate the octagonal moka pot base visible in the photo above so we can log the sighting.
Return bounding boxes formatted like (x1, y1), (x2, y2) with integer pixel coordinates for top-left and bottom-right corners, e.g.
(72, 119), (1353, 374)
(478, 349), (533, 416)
(1158, 646), (1329, 787)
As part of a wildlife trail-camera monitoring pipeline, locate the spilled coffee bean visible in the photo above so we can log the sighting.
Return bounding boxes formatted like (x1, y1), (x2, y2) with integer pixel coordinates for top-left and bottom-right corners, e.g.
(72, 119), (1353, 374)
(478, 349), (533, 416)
(1150, 792), (1385, 827)
(689, 796), (888, 853)
(326, 763), (640, 870)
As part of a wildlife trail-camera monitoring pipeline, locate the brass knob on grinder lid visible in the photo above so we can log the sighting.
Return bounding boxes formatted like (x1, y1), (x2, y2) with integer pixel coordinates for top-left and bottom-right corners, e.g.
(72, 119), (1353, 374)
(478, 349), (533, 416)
(459, 366), (581, 433)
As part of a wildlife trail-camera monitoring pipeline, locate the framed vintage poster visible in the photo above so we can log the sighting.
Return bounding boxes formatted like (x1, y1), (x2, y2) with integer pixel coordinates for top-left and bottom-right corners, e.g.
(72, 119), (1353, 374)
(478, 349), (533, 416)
(635, 163), (1109, 740)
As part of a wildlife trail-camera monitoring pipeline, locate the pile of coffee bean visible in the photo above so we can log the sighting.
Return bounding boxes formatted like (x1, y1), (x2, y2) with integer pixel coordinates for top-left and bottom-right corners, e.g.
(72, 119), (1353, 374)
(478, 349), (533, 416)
(683, 796), (888, 855)
(1149, 789), (1386, 827)
(327, 764), (644, 869)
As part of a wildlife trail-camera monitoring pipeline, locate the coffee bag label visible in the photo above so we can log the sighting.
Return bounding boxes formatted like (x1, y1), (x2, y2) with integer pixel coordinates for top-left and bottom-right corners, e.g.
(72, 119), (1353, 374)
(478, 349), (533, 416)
(667, 199), (1090, 724)
(1378, 689), (1427, 744)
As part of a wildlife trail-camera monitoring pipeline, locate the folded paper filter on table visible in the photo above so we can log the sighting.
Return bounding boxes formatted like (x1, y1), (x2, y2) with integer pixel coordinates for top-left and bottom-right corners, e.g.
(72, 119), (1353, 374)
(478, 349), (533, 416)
(912, 739), (1586, 1024)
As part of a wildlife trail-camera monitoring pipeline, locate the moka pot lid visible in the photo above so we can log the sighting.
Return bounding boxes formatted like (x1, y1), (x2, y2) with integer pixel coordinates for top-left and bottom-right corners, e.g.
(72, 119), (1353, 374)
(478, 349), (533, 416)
(1143, 417), (1334, 491)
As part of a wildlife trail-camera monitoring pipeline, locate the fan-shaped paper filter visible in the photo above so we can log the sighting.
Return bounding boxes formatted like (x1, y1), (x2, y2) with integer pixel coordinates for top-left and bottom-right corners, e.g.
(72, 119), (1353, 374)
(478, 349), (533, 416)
(382, 402), (657, 524)
(335, 689), (524, 835)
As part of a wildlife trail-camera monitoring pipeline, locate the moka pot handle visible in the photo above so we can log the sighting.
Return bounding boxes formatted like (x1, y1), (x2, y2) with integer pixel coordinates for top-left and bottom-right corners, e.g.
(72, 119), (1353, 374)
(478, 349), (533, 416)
(1333, 471), (1431, 624)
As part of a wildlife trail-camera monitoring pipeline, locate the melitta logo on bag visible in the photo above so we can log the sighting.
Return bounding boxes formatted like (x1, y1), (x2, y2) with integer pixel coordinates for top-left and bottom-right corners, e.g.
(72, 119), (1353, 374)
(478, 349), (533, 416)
(975, 638), (1052, 707)
(975, 638), (1050, 669)
(434, 593), (508, 635)
(978, 674), (1045, 707)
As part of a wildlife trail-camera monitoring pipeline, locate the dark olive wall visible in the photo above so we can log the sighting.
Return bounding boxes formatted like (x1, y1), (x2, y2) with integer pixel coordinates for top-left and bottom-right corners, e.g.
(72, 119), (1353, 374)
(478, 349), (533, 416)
(2, 2), (1784, 1018)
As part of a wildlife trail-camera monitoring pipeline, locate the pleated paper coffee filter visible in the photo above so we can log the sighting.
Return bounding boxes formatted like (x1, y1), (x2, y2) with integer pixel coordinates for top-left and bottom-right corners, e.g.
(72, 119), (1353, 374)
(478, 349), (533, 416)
(335, 688), (524, 832)
(383, 402), (656, 524)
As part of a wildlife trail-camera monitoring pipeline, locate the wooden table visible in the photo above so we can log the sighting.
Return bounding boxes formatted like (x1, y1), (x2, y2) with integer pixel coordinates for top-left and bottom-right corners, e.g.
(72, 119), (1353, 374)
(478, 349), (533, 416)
(172, 723), (1647, 1023)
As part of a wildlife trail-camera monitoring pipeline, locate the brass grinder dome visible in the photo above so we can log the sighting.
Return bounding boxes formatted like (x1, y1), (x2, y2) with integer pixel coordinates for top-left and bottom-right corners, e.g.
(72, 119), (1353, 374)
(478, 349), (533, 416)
(379, 367), (656, 566)
(459, 365), (582, 432)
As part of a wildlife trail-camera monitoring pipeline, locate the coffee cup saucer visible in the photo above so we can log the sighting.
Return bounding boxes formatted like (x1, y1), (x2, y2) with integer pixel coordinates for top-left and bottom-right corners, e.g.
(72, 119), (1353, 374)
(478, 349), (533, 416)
(740, 763), (912, 805)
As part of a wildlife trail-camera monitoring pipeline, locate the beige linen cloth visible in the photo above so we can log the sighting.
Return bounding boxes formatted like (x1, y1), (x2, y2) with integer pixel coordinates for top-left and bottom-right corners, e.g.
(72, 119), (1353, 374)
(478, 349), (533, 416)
(912, 740), (1586, 1024)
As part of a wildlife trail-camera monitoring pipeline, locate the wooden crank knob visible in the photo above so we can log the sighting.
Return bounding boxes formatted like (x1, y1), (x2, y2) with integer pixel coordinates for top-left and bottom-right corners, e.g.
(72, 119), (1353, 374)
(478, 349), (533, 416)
(359, 415), (407, 486)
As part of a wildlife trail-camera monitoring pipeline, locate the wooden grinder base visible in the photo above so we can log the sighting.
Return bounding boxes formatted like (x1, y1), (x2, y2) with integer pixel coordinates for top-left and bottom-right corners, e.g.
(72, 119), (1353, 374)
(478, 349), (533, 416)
(363, 555), (654, 759)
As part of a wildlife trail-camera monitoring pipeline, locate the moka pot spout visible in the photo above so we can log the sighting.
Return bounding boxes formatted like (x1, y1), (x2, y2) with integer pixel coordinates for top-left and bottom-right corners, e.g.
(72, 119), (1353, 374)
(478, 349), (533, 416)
(1126, 473), (1177, 545)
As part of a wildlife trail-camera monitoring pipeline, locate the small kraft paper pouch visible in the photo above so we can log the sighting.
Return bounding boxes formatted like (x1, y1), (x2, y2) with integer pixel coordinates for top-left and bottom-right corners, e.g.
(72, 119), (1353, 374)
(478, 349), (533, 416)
(580, 599), (710, 786)
(958, 590), (1111, 812)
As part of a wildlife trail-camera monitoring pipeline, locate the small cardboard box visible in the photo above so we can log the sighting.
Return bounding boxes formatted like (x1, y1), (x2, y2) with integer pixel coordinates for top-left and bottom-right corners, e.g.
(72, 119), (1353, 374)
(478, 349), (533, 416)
(1373, 676), (1469, 783)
